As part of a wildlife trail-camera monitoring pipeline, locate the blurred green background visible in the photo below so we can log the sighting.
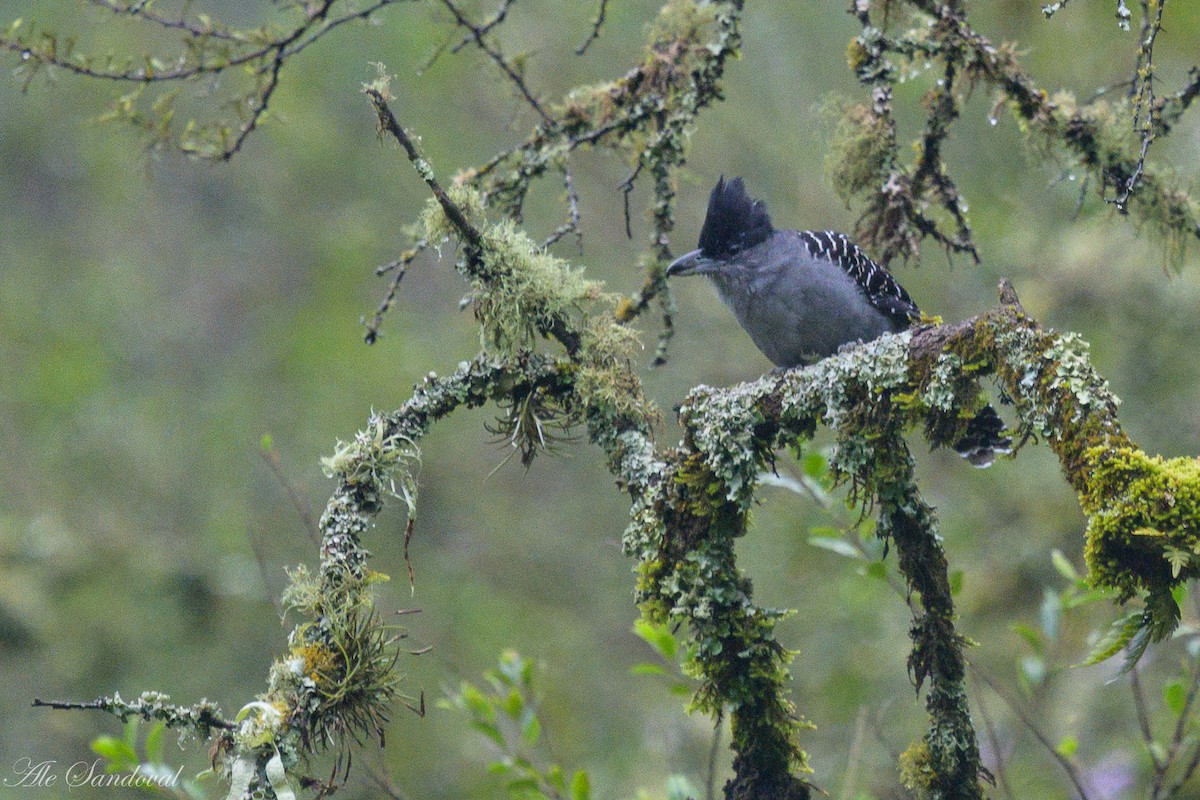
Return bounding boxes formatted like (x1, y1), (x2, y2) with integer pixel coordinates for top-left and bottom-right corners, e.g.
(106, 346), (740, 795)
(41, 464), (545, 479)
(2, 2), (1200, 798)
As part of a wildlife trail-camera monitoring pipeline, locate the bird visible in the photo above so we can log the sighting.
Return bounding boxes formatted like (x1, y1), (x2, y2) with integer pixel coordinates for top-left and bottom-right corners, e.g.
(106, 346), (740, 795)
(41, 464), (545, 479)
(666, 176), (1010, 467)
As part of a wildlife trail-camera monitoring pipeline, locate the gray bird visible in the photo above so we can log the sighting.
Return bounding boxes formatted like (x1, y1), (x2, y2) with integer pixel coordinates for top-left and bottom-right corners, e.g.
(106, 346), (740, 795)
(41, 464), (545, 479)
(667, 176), (1010, 467)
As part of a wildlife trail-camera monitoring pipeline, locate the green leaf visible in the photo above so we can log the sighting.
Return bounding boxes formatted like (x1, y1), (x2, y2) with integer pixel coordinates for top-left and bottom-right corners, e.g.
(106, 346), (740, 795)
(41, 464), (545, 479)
(633, 618), (678, 661)
(1116, 622), (1157, 678)
(1164, 678), (1188, 715)
(471, 720), (505, 748)
(1051, 549), (1079, 582)
(863, 561), (889, 581)
(501, 689), (524, 718)
(461, 684), (496, 723)
(1061, 587), (1109, 610)
(1011, 623), (1044, 655)
(1165, 546), (1190, 579)
(503, 777), (541, 799)
(1079, 611), (1143, 667)
(808, 534), (862, 559)
(949, 570), (964, 596)
(1056, 735), (1078, 757)
(91, 736), (137, 772)
(260, 433), (273, 451)
(631, 663), (671, 678)
(124, 718), (138, 746)
(521, 713), (541, 747)
(497, 650), (527, 687)
(801, 451), (828, 480)
(144, 721), (165, 764)
(570, 770), (592, 800)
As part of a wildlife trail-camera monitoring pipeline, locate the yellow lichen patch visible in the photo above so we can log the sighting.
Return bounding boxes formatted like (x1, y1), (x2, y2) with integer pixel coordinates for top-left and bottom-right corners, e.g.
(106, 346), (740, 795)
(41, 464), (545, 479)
(293, 643), (337, 682)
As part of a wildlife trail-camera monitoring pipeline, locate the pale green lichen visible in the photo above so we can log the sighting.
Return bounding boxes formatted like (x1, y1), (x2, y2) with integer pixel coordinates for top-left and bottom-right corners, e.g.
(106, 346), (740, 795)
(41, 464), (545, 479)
(1043, 331), (1120, 420)
(682, 381), (771, 506)
(922, 352), (963, 412)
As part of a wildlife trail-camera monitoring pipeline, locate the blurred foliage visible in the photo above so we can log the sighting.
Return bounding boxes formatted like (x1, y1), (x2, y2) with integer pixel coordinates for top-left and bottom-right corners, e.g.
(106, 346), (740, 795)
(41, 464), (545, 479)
(3, 1), (1200, 799)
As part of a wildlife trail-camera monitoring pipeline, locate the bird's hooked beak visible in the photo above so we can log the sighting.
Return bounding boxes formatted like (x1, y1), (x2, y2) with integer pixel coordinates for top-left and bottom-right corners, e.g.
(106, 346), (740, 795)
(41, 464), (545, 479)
(665, 249), (715, 277)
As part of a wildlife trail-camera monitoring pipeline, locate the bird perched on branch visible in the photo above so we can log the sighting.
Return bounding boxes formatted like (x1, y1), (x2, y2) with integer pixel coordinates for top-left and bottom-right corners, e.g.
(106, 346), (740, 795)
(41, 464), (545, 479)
(666, 176), (1010, 467)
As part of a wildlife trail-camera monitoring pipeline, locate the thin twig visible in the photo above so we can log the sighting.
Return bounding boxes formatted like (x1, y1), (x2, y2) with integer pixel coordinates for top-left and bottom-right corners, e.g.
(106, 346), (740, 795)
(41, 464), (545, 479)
(245, 524), (285, 617)
(541, 167), (584, 250)
(438, 0), (552, 124)
(33, 696), (235, 730)
(970, 672), (1016, 800)
(1132, 664), (1166, 774)
(838, 707), (869, 800)
(970, 664), (1092, 800)
(1152, 653), (1200, 798)
(619, 162), (643, 239)
(706, 709), (723, 800)
(365, 239), (429, 345)
(1112, 0), (1166, 210)
(576, 0), (610, 55)
(366, 89), (582, 354)
(451, 0), (515, 54)
(259, 446), (320, 544)
(367, 90), (483, 249)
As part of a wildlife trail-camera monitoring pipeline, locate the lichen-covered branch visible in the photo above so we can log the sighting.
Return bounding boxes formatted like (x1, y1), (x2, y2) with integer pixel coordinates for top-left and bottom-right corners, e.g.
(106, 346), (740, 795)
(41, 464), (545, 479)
(839, 0), (1200, 265)
(2, 1), (414, 159)
(211, 353), (574, 799)
(32, 693), (232, 738)
(25, 3), (1200, 799)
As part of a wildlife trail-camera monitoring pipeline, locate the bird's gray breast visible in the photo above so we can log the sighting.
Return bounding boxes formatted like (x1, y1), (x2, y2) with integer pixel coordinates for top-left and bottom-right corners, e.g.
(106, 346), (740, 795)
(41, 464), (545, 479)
(709, 231), (897, 368)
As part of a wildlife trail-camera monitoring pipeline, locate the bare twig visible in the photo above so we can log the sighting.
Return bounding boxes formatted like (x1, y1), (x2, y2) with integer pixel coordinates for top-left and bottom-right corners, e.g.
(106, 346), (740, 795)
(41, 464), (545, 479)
(969, 664), (1092, 800)
(706, 709), (723, 800)
(439, 0), (552, 124)
(970, 674), (1016, 800)
(1132, 664), (1166, 774)
(367, 89), (583, 354)
(1112, 0), (1168, 209)
(619, 162), (643, 240)
(575, 0), (610, 55)
(451, 0), (515, 54)
(259, 444), (320, 543)
(541, 167), (584, 250)
(364, 239), (430, 345)
(245, 524), (285, 616)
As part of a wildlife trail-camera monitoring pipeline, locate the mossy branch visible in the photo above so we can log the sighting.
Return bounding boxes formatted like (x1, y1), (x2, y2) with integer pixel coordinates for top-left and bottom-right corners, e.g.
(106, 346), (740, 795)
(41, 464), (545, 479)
(25, 2), (1200, 798)
(840, 0), (1200, 265)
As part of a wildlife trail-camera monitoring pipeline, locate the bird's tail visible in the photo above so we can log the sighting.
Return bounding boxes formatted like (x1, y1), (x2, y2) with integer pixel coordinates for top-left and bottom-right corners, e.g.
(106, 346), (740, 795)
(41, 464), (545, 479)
(953, 404), (1013, 468)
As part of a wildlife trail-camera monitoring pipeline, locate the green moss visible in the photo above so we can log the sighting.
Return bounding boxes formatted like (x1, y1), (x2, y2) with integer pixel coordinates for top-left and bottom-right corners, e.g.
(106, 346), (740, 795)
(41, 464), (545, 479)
(1084, 447), (1200, 609)
(824, 98), (894, 207)
(898, 740), (935, 794)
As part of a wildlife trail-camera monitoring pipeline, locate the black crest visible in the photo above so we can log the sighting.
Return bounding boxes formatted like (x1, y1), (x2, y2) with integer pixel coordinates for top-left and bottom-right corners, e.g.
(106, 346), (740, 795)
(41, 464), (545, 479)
(698, 176), (774, 258)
